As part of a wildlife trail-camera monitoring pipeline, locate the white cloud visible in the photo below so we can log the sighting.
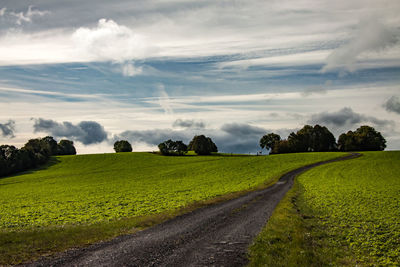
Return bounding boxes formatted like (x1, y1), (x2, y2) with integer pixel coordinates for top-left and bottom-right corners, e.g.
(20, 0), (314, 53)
(0, 1), (399, 69)
(72, 19), (157, 63)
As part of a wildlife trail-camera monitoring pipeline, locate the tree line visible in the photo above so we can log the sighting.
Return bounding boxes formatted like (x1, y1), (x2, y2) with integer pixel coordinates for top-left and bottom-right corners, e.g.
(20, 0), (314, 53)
(0, 136), (76, 177)
(158, 135), (218, 155)
(114, 135), (218, 156)
(114, 125), (386, 157)
(260, 125), (386, 154)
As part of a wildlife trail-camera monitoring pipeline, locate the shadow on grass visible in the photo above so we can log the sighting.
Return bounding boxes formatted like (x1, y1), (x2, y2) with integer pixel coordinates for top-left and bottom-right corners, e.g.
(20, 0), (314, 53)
(0, 157), (61, 181)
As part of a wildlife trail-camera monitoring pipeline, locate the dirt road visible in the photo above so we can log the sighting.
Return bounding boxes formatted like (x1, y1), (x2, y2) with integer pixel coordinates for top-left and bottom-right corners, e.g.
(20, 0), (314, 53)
(27, 153), (359, 267)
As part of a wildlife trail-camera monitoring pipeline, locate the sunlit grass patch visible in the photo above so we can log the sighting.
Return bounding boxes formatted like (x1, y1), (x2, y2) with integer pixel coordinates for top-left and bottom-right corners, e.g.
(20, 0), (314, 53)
(0, 151), (345, 264)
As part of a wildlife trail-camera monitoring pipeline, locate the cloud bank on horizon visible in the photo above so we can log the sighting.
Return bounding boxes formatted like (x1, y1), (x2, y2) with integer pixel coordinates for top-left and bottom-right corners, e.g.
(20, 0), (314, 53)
(0, 0), (399, 153)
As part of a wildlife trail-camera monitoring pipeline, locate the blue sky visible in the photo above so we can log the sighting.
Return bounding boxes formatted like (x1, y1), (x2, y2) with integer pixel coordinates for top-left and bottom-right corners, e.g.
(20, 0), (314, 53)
(0, 0), (399, 153)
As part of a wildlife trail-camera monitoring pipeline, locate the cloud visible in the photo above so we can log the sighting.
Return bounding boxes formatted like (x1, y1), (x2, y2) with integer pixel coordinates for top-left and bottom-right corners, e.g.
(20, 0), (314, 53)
(72, 18), (156, 63)
(173, 119), (205, 129)
(0, 8), (6, 17)
(9, 6), (50, 25)
(0, 120), (15, 138)
(383, 96), (400, 114)
(121, 63), (143, 77)
(322, 18), (399, 73)
(221, 123), (265, 136)
(156, 84), (173, 114)
(301, 80), (331, 97)
(116, 129), (191, 147)
(33, 118), (108, 145)
(308, 107), (395, 130)
(309, 107), (361, 126)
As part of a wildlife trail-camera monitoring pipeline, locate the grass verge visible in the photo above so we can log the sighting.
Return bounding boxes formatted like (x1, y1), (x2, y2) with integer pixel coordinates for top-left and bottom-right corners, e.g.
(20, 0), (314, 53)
(248, 151), (400, 266)
(248, 180), (328, 266)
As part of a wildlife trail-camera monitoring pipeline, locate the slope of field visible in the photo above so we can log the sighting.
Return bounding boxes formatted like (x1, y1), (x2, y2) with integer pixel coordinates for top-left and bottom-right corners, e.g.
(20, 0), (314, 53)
(0, 152), (344, 230)
(249, 151), (400, 266)
(0, 152), (346, 264)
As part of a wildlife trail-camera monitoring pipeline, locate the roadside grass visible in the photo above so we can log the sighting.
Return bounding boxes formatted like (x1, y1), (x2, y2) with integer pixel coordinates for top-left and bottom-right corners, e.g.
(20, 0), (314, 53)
(248, 181), (327, 267)
(248, 151), (400, 266)
(0, 151), (345, 264)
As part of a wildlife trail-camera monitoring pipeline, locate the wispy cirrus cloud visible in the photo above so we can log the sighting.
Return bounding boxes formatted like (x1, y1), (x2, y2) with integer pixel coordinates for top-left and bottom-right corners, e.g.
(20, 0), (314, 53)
(322, 17), (400, 73)
(0, 6), (50, 25)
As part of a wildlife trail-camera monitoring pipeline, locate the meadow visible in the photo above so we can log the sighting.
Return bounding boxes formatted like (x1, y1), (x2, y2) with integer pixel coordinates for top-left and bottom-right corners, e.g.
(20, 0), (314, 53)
(249, 151), (400, 266)
(0, 151), (344, 264)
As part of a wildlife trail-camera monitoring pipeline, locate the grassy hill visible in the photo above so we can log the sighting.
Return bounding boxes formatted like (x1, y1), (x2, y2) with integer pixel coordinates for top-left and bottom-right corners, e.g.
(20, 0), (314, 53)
(249, 151), (400, 266)
(0, 151), (345, 264)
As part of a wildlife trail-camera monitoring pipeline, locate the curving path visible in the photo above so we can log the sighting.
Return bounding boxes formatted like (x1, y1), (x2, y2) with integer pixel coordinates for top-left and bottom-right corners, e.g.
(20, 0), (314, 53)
(26, 153), (359, 267)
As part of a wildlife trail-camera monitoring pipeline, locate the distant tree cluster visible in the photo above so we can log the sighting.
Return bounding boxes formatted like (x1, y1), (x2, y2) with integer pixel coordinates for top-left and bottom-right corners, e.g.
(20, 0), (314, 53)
(113, 140), (133, 152)
(188, 135), (218, 155)
(338, 126), (386, 151)
(0, 136), (76, 177)
(158, 139), (188, 155)
(260, 125), (386, 154)
(157, 135), (217, 156)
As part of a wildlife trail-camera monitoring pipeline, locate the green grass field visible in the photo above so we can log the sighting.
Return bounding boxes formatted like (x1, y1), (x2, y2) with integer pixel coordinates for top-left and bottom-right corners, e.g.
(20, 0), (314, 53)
(0, 151), (345, 264)
(249, 151), (400, 266)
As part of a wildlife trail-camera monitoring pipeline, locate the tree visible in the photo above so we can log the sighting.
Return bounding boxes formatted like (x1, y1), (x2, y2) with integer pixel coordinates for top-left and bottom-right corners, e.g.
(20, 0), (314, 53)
(338, 126), (386, 151)
(0, 136), (77, 178)
(287, 125), (336, 153)
(271, 140), (291, 154)
(355, 125), (386, 151)
(114, 140), (133, 152)
(175, 141), (188, 155)
(42, 136), (59, 155)
(57, 140), (77, 155)
(259, 133), (281, 151)
(309, 125), (337, 152)
(207, 137), (218, 153)
(188, 135), (218, 155)
(23, 138), (51, 165)
(158, 139), (188, 155)
(338, 131), (357, 151)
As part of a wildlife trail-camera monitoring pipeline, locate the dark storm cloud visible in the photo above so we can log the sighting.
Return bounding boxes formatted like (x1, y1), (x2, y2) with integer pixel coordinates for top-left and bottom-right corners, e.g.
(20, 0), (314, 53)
(0, 120), (15, 138)
(172, 119), (205, 129)
(308, 107), (394, 129)
(383, 96), (400, 114)
(221, 123), (265, 136)
(308, 107), (362, 127)
(33, 118), (108, 145)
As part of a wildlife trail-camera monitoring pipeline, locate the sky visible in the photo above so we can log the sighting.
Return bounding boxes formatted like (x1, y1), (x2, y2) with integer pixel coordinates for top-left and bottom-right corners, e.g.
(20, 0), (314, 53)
(0, 0), (399, 154)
